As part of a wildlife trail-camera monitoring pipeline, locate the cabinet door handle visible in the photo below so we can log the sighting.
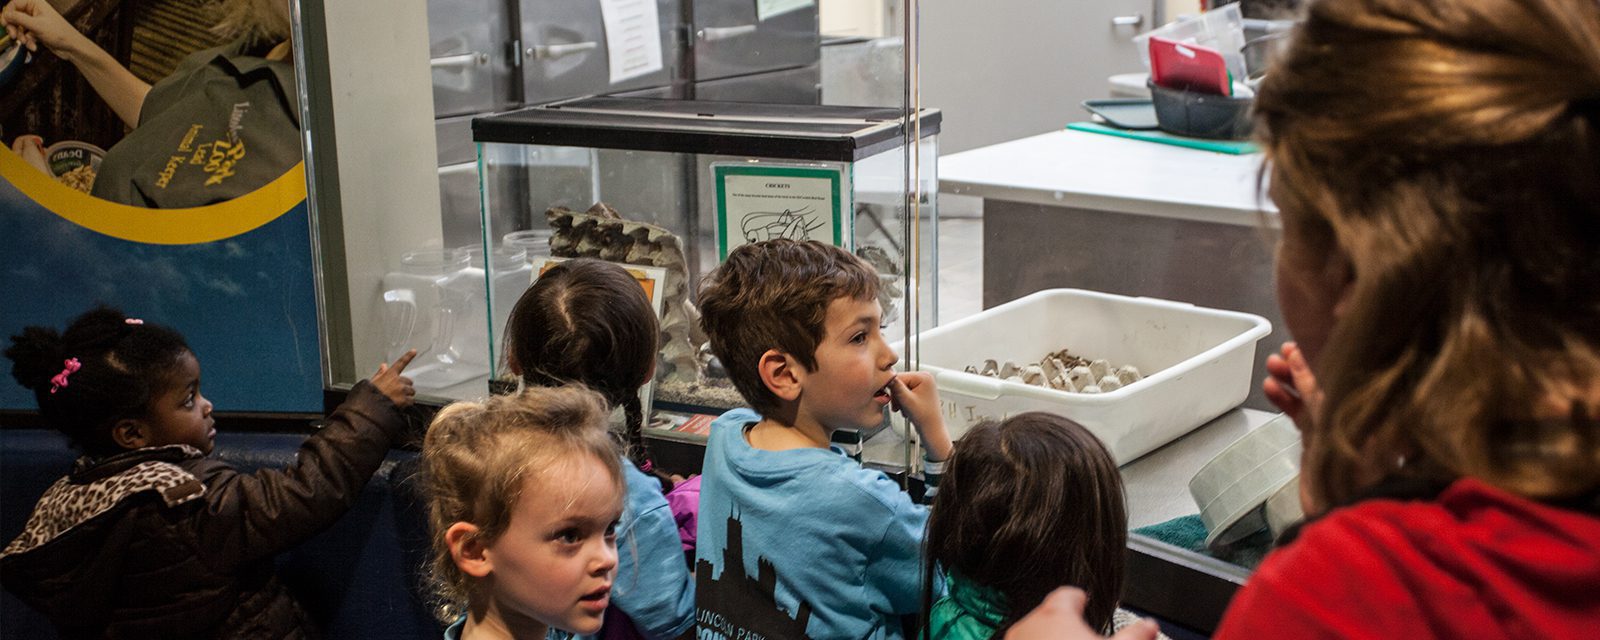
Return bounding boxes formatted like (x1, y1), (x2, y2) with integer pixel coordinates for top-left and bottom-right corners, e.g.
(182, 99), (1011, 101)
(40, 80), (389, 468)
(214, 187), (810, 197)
(525, 41), (599, 60)
(1112, 14), (1145, 27)
(697, 24), (759, 42)
(431, 52), (489, 68)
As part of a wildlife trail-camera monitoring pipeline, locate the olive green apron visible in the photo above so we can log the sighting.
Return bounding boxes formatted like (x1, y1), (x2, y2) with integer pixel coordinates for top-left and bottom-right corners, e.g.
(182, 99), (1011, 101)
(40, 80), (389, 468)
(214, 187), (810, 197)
(91, 40), (301, 208)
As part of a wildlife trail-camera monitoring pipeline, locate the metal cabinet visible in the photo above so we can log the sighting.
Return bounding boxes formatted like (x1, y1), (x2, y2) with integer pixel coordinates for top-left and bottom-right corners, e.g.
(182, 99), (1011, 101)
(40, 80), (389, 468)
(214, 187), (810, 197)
(427, 0), (516, 117)
(689, 0), (819, 82)
(519, 0), (685, 104)
(693, 62), (819, 103)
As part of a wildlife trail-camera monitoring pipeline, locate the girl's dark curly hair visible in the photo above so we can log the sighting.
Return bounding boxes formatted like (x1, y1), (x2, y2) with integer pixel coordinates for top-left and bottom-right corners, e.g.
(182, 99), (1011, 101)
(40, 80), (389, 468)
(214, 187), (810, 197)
(6, 306), (191, 456)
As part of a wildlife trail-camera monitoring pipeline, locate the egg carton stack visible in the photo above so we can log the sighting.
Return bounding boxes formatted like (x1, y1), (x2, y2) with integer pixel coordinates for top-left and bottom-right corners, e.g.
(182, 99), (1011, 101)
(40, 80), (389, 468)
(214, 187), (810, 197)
(546, 203), (710, 385)
(964, 349), (1144, 394)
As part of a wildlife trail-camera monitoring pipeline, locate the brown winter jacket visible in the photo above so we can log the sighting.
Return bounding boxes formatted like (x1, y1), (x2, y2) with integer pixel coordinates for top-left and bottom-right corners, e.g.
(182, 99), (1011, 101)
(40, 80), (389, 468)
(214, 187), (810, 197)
(0, 381), (408, 639)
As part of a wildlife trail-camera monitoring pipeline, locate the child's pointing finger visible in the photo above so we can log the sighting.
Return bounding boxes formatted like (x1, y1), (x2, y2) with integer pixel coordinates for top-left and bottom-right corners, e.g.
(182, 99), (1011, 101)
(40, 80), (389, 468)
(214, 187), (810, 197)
(388, 349), (419, 375)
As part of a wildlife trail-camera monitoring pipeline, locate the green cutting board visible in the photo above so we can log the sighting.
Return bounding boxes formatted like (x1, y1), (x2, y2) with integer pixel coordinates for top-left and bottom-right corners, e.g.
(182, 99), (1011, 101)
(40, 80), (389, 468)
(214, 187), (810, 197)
(1067, 121), (1260, 155)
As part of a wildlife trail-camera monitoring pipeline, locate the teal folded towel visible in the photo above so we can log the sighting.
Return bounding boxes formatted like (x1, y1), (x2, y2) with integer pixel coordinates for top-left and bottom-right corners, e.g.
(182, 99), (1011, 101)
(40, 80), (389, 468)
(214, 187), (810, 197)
(1132, 515), (1273, 570)
(1132, 514), (1209, 552)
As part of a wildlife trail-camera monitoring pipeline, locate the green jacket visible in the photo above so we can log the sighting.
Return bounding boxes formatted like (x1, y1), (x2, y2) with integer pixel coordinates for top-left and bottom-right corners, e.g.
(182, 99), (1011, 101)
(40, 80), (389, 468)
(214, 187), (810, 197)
(927, 574), (1163, 640)
(926, 572), (1007, 640)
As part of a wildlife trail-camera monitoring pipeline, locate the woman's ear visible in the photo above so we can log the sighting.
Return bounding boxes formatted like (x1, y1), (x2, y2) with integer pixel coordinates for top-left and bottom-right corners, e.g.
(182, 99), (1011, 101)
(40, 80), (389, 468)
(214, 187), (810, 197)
(506, 351), (522, 376)
(111, 419), (149, 450)
(757, 349), (803, 402)
(447, 522), (493, 578)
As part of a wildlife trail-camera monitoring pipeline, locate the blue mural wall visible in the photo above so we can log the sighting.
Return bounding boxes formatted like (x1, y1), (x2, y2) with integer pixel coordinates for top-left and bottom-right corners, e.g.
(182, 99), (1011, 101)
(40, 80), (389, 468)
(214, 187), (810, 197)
(0, 176), (323, 413)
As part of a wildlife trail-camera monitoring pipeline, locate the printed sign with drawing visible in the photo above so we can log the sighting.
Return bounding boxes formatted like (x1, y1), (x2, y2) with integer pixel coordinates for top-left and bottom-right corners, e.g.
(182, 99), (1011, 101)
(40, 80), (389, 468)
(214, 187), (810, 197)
(713, 163), (845, 260)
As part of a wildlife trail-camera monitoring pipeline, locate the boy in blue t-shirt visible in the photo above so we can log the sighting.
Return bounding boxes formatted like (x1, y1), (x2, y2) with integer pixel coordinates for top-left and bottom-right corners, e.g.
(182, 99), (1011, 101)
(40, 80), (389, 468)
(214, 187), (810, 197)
(694, 239), (954, 640)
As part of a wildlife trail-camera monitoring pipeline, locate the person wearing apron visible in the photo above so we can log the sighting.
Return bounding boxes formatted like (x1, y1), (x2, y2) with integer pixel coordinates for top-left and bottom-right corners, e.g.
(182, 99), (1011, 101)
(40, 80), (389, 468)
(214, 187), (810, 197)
(2, 0), (299, 208)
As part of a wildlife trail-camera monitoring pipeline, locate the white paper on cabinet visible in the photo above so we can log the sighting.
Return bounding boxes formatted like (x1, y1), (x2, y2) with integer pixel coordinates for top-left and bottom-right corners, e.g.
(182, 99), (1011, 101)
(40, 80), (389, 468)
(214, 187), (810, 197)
(600, 0), (664, 84)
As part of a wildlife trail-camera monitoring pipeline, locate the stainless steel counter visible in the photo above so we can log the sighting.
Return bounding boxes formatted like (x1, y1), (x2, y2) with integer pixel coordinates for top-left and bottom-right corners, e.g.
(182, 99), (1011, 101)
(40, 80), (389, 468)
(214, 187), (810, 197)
(1123, 407), (1278, 529)
(859, 405), (1281, 531)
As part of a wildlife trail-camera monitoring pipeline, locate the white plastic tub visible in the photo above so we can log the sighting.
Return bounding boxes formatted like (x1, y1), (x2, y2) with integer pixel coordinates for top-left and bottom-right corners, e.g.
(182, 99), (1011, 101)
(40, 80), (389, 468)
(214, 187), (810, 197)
(905, 289), (1270, 464)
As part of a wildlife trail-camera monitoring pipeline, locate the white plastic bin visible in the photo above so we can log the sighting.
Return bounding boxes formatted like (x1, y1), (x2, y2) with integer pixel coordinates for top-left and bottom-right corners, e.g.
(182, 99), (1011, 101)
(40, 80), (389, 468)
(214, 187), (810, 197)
(906, 289), (1270, 464)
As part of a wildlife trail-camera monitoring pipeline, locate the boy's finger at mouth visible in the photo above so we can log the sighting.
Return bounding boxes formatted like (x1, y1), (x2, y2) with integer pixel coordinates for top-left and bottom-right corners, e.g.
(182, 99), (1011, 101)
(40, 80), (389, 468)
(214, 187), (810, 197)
(880, 378), (902, 410)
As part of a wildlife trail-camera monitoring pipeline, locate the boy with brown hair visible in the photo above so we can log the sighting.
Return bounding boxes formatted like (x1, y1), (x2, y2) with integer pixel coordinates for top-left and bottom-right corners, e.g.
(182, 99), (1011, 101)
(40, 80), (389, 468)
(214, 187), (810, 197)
(693, 239), (953, 640)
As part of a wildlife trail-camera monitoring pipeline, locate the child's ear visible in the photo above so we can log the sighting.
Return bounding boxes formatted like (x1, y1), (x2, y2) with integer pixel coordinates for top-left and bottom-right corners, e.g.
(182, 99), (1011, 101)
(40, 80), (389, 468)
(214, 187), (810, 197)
(757, 349), (803, 402)
(111, 419), (150, 450)
(446, 522), (493, 578)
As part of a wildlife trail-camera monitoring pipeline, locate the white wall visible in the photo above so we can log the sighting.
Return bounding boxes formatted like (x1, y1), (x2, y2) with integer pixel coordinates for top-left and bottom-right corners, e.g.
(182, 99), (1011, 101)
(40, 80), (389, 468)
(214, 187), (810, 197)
(921, 0), (1157, 154)
(319, 0), (443, 378)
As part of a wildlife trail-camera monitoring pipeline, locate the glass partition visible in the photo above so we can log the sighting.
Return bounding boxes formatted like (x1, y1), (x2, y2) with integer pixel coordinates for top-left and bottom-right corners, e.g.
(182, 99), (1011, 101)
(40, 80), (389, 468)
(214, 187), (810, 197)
(301, 0), (931, 465)
(470, 98), (938, 475)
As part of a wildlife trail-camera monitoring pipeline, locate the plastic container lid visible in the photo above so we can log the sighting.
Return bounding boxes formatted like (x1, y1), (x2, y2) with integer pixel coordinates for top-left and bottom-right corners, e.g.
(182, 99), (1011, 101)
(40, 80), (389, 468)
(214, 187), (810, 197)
(1263, 474), (1305, 537)
(45, 141), (106, 177)
(503, 229), (554, 260)
(1189, 412), (1302, 548)
(473, 97), (942, 163)
(399, 248), (470, 275)
(457, 244), (528, 271)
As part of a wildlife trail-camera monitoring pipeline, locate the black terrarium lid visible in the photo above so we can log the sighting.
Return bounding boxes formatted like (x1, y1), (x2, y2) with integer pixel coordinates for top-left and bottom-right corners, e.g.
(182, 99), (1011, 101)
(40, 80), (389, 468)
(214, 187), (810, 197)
(472, 97), (941, 163)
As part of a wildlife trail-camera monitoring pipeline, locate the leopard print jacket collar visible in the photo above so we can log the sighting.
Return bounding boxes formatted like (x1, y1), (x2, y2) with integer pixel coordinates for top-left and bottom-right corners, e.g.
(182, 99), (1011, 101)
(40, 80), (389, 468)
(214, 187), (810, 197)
(1, 445), (208, 558)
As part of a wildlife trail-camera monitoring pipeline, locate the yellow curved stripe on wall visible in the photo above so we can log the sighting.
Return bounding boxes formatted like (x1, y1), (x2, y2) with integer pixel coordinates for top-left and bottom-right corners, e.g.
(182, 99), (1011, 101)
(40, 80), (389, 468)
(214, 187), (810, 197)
(1, 149), (306, 246)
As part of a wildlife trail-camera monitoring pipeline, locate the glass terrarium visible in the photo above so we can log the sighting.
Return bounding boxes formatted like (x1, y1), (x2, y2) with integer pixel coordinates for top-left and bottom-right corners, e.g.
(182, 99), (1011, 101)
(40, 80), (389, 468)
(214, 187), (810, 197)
(472, 96), (940, 457)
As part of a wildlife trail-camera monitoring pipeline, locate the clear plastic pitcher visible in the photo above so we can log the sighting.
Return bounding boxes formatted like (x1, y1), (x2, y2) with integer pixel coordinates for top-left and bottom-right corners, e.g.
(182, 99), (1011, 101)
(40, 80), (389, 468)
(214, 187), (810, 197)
(381, 248), (488, 390)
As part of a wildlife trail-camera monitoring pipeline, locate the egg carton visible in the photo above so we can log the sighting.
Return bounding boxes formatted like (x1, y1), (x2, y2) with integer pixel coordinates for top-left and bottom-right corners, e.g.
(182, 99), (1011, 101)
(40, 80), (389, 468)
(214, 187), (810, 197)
(547, 202), (709, 384)
(964, 349), (1144, 394)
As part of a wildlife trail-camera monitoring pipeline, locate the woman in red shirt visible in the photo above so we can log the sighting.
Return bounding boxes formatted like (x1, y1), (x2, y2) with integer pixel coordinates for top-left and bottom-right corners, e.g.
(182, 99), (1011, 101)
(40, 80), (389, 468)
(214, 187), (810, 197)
(1214, 0), (1600, 633)
(1010, 0), (1600, 637)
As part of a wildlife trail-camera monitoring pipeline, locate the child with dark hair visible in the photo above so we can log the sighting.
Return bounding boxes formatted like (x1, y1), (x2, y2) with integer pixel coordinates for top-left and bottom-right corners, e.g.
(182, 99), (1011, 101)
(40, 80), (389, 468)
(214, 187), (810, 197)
(694, 239), (953, 640)
(1, 306), (417, 638)
(923, 413), (1159, 639)
(502, 258), (695, 640)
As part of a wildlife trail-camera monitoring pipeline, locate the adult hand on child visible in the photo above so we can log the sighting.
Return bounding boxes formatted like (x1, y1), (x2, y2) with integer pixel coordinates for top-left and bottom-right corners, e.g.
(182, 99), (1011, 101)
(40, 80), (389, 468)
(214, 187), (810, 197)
(1006, 588), (1159, 640)
(371, 349), (418, 408)
(2, 0), (90, 60)
(1262, 342), (1323, 434)
(888, 371), (953, 461)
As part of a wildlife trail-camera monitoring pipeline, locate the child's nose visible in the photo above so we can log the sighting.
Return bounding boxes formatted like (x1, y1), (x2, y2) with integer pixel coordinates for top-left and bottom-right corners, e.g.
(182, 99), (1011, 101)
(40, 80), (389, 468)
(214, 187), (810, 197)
(876, 339), (899, 370)
(591, 540), (618, 575)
